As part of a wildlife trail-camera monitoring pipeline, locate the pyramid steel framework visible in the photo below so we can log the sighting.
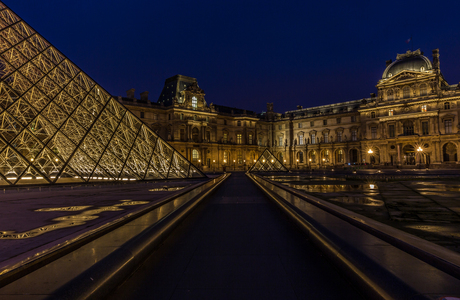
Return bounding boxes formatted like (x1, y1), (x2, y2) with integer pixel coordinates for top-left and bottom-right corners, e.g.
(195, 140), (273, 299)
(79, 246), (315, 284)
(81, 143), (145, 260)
(248, 149), (289, 172)
(0, 2), (206, 185)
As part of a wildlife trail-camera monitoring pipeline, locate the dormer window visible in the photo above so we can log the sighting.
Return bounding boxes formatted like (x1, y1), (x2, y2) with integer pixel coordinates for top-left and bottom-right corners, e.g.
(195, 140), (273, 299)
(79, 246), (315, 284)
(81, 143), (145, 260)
(421, 105), (427, 112)
(420, 66), (425, 71)
(388, 109), (393, 116)
(192, 96), (197, 110)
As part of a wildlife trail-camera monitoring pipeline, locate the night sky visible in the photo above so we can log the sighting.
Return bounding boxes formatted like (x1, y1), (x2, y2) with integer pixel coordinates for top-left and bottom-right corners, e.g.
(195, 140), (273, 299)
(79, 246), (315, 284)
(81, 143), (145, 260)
(6, 0), (460, 113)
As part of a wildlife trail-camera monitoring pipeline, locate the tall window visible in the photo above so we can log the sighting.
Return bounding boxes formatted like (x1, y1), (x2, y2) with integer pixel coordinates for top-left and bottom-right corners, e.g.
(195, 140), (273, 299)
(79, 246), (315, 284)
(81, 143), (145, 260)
(192, 149), (199, 162)
(420, 84), (427, 96)
(237, 133), (242, 144)
(337, 131), (342, 142)
(422, 121), (429, 135)
(371, 127), (377, 139)
(248, 134), (253, 145)
(351, 130), (357, 141)
(421, 105), (427, 112)
(445, 102), (450, 110)
(237, 150), (243, 164)
(299, 134), (304, 145)
(387, 89), (394, 101)
(336, 118), (341, 124)
(192, 127), (199, 142)
(311, 151), (316, 163)
(278, 136), (283, 146)
(310, 121), (314, 127)
(389, 124), (395, 138)
(223, 151), (228, 163)
(371, 112), (376, 118)
(258, 137), (262, 146)
(279, 125), (282, 130)
(223, 132), (228, 143)
(298, 123), (302, 128)
(298, 151), (304, 163)
(337, 149), (344, 163)
(140, 111), (144, 118)
(237, 120), (241, 126)
(388, 109), (393, 116)
(180, 129), (185, 141)
(445, 120), (453, 134)
(311, 133), (316, 144)
(403, 86), (410, 98)
(403, 120), (414, 135)
(180, 113), (183, 120)
(192, 96), (197, 110)
(324, 133), (328, 143)
(323, 119), (327, 125)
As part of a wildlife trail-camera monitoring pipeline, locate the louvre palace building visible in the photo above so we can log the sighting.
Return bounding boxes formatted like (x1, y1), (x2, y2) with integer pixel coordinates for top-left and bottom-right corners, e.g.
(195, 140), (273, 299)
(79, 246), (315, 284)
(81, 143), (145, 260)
(120, 49), (460, 172)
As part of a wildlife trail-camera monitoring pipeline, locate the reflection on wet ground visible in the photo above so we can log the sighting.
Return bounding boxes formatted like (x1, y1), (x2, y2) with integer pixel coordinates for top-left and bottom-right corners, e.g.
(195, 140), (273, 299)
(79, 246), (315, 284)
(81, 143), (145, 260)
(0, 200), (149, 239)
(149, 186), (187, 192)
(268, 174), (460, 252)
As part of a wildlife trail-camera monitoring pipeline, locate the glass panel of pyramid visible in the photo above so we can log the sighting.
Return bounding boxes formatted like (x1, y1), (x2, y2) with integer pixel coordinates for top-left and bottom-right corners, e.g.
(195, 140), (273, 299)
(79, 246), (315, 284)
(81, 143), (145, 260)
(0, 3), (206, 185)
(249, 149), (289, 172)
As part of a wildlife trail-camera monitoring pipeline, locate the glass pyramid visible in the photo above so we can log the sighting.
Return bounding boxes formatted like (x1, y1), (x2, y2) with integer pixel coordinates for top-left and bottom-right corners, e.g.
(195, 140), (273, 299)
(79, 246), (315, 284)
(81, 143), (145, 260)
(248, 149), (289, 172)
(0, 2), (206, 185)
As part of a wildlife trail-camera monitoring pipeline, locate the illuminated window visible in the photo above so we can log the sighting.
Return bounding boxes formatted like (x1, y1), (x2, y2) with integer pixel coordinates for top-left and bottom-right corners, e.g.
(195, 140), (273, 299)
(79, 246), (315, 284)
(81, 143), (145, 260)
(223, 132), (228, 143)
(337, 149), (343, 163)
(180, 113), (183, 120)
(388, 109), (393, 116)
(248, 134), (253, 144)
(192, 96), (197, 110)
(237, 150), (243, 164)
(237, 133), (242, 144)
(279, 136), (283, 146)
(192, 149), (199, 162)
(299, 134), (304, 145)
(224, 151), (228, 162)
(311, 133), (316, 144)
(421, 105), (427, 112)
(324, 133), (328, 143)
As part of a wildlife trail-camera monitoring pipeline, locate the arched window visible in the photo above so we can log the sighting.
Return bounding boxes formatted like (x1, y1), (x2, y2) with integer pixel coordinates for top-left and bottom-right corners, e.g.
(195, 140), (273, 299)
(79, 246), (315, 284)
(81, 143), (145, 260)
(310, 151), (316, 163)
(192, 149), (199, 162)
(337, 149), (344, 163)
(420, 84), (427, 96)
(403, 86), (410, 99)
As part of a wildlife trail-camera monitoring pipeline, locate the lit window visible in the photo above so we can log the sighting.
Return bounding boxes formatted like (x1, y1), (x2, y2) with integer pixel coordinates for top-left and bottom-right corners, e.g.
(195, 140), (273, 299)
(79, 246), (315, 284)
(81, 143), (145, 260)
(299, 134), (304, 145)
(180, 113), (183, 120)
(192, 96), (197, 110)
(279, 136), (283, 146)
(192, 149), (199, 162)
(237, 134), (242, 144)
(421, 105), (427, 112)
(324, 133), (328, 143)
(311, 133), (316, 144)
(388, 109), (393, 116)
(224, 151), (228, 162)
(223, 132), (228, 143)
(249, 134), (253, 144)
(237, 150), (243, 164)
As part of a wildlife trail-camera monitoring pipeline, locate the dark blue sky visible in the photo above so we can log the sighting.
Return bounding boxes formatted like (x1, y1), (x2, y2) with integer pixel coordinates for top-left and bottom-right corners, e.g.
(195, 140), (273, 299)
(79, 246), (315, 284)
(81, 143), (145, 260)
(7, 0), (460, 113)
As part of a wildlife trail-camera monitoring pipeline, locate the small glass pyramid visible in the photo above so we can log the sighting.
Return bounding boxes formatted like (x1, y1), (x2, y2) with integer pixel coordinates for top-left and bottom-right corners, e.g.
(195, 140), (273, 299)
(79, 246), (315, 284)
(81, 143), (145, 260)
(248, 148), (289, 172)
(0, 2), (206, 185)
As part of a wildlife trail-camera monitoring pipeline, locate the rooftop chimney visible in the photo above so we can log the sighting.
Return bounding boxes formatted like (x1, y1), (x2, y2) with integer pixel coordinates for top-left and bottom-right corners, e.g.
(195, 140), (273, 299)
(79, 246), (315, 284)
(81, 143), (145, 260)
(126, 88), (135, 99)
(140, 91), (149, 101)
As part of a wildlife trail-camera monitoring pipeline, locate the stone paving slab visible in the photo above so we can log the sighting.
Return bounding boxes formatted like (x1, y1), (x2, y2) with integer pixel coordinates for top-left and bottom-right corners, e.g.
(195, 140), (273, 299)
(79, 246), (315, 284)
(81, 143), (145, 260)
(0, 178), (211, 275)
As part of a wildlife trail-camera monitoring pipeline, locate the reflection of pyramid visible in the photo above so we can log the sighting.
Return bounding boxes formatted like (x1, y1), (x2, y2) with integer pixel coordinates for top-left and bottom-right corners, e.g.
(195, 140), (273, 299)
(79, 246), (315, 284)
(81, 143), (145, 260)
(248, 149), (289, 172)
(0, 3), (205, 185)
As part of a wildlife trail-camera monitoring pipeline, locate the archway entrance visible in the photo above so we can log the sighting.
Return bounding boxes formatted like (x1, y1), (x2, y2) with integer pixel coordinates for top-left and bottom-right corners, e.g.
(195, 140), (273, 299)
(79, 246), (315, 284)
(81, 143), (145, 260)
(350, 149), (358, 164)
(443, 142), (457, 162)
(403, 145), (415, 165)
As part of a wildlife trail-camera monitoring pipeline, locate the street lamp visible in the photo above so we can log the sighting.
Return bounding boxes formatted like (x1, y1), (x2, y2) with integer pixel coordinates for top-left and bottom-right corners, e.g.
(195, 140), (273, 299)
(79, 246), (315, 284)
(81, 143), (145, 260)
(417, 146), (423, 168)
(296, 159), (299, 169)
(368, 149), (373, 154)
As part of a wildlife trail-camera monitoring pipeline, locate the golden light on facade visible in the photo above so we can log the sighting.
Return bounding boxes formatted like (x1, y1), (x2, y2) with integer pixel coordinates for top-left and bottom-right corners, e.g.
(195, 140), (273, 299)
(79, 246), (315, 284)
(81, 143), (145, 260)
(368, 149), (373, 154)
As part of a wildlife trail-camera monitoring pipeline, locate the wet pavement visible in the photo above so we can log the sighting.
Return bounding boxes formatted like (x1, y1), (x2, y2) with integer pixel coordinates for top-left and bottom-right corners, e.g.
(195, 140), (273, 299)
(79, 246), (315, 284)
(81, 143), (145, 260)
(0, 178), (210, 275)
(272, 172), (460, 253)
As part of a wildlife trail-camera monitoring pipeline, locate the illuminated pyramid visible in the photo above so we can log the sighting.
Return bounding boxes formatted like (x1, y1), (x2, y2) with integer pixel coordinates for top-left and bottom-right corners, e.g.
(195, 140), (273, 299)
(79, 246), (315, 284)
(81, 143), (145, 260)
(0, 3), (205, 185)
(248, 149), (289, 172)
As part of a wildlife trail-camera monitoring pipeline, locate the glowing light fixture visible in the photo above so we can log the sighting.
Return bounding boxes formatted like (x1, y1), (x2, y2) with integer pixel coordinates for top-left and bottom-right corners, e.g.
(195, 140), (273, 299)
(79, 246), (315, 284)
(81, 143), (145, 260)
(368, 149), (373, 154)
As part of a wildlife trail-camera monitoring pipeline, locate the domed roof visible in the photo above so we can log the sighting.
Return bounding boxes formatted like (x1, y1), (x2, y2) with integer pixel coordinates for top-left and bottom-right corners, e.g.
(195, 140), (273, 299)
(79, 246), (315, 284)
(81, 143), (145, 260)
(382, 49), (432, 79)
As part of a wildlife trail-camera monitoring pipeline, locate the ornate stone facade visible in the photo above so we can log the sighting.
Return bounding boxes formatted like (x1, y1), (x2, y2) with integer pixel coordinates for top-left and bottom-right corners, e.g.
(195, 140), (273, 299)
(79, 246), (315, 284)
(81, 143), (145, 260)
(122, 49), (460, 171)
